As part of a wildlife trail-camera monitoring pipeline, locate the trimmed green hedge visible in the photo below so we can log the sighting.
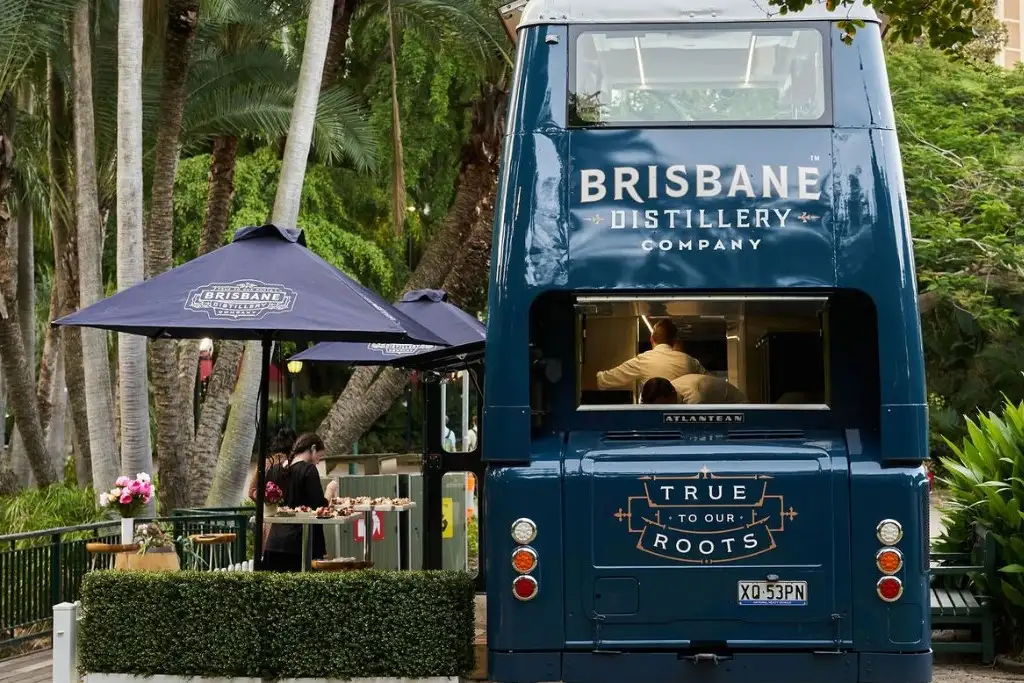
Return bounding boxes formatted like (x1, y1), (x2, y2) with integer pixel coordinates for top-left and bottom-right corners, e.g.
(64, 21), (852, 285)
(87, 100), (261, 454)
(79, 570), (475, 679)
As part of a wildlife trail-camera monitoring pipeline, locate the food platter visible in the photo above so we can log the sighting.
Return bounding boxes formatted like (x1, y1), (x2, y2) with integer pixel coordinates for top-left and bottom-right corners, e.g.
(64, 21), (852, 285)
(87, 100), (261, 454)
(335, 496), (417, 512)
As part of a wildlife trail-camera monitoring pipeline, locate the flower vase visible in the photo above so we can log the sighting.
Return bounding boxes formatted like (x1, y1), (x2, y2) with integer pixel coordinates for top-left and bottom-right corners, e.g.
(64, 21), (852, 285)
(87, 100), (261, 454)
(120, 517), (135, 545)
(264, 504), (278, 518)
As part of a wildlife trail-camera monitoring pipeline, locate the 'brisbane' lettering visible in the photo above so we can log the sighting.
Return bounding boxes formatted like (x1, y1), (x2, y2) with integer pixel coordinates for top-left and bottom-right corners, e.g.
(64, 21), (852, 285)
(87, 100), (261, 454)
(579, 164), (822, 203)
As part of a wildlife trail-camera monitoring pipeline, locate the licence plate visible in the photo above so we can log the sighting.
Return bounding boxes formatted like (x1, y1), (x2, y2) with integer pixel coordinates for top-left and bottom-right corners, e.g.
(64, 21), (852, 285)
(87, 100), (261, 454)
(738, 580), (807, 606)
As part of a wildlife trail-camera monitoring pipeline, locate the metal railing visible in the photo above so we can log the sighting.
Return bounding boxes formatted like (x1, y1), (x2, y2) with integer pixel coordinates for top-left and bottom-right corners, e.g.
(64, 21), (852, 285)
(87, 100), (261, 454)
(0, 510), (250, 648)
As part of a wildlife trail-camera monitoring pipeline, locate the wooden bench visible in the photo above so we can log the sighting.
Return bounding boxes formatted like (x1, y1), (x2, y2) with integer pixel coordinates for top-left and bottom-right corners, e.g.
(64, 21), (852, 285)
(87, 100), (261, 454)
(929, 524), (996, 663)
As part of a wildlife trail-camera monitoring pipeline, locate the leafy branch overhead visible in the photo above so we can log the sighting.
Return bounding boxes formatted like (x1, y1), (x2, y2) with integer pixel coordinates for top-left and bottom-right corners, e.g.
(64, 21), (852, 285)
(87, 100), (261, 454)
(769, 0), (988, 49)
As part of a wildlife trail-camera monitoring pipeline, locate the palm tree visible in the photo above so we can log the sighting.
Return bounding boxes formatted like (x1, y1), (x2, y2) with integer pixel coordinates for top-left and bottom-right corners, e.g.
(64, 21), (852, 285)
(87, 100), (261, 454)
(0, 0), (80, 489)
(209, 0), (338, 506)
(71, 0), (120, 490)
(318, 0), (510, 453)
(116, 0), (152, 493)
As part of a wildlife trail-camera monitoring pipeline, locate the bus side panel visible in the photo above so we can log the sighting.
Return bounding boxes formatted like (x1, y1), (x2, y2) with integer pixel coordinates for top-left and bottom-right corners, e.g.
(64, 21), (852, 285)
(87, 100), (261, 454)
(486, 446), (566, 656)
(833, 128), (927, 464)
(848, 462), (931, 651)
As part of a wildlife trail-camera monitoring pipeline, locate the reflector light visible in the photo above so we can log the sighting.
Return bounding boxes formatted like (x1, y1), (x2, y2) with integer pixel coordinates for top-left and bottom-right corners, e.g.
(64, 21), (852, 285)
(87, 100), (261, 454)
(876, 547), (903, 575)
(513, 575), (538, 601)
(876, 576), (903, 602)
(876, 519), (903, 546)
(511, 546), (538, 574)
(511, 518), (537, 544)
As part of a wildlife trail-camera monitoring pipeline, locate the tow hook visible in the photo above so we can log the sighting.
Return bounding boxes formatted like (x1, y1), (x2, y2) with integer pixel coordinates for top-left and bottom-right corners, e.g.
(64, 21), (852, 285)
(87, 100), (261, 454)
(683, 653), (731, 665)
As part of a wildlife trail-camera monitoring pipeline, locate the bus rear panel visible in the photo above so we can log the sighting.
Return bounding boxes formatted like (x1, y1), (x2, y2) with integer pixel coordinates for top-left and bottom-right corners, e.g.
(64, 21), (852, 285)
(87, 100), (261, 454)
(483, 2), (930, 682)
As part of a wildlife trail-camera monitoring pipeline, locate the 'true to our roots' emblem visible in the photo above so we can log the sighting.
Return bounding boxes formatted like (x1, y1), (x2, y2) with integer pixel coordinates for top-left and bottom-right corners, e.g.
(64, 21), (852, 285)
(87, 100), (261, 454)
(613, 466), (798, 564)
(185, 280), (298, 321)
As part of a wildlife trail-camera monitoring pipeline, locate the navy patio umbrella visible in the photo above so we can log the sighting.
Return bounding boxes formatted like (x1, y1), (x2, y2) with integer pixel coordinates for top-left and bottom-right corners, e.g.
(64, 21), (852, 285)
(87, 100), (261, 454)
(53, 224), (447, 569)
(289, 289), (485, 369)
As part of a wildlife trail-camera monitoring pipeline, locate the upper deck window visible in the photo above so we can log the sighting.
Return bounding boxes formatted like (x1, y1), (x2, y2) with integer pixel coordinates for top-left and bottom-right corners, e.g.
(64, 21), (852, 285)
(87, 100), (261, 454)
(570, 25), (828, 126)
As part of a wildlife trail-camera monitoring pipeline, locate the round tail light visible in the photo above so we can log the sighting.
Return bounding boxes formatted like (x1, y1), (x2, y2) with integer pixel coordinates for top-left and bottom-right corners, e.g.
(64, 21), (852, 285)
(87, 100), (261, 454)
(511, 547), (538, 574)
(876, 576), (903, 602)
(511, 518), (537, 544)
(513, 575), (538, 601)
(876, 547), (903, 575)
(876, 519), (903, 546)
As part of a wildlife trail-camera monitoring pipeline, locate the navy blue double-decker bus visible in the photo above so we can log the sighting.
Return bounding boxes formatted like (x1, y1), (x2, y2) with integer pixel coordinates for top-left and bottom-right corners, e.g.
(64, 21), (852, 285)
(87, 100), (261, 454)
(482, 1), (930, 682)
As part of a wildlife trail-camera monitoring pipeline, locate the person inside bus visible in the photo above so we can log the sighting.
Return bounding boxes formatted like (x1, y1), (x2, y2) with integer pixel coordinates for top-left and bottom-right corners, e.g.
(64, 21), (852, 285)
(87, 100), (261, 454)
(640, 377), (679, 405)
(672, 373), (748, 404)
(596, 319), (706, 389)
(262, 432), (339, 572)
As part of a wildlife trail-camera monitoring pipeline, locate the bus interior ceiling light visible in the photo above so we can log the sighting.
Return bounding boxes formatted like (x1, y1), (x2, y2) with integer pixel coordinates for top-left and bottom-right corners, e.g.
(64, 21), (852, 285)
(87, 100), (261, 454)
(511, 517), (537, 544)
(513, 575), (539, 602)
(875, 547), (903, 575)
(876, 576), (904, 603)
(512, 546), (539, 573)
(876, 519), (903, 545)
(640, 314), (654, 333)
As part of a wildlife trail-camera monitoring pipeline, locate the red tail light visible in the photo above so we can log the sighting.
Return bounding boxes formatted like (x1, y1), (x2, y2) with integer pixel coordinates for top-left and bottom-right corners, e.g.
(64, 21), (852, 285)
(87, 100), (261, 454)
(876, 576), (903, 602)
(513, 575), (538, 601)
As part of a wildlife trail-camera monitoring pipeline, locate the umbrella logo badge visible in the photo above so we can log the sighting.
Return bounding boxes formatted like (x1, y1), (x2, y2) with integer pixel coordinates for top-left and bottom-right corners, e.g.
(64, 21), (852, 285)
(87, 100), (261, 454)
(185, 279), (298, 320)
(368, 343), (437, 357)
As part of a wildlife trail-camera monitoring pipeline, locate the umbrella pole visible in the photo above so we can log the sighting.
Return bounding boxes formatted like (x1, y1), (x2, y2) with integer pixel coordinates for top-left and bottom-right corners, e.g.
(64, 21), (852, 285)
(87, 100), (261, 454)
(253, 337), (272, 571)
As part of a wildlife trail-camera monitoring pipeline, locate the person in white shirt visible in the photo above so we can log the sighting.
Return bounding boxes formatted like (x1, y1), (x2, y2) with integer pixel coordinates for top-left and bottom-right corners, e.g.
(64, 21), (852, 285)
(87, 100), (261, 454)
(671, 373), (748, 404)
(443, 416), (456, 451)
(596, 319), (706, 390)
(465, 416), (478, 451)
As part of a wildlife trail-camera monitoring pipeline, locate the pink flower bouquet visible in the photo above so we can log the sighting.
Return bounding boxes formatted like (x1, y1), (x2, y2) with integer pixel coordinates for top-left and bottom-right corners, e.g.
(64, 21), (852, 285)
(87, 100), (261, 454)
(264, 481), (283, 505)
(98, 473), (154, 517)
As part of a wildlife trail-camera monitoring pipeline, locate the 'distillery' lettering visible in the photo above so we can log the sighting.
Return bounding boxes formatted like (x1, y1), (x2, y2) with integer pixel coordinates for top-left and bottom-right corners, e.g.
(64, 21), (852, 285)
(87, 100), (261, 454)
(580, 164), (821, 203)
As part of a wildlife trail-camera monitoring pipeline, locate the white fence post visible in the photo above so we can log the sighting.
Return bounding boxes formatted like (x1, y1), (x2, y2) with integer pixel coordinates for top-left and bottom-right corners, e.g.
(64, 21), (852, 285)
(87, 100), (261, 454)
(53, 601), (80, 683)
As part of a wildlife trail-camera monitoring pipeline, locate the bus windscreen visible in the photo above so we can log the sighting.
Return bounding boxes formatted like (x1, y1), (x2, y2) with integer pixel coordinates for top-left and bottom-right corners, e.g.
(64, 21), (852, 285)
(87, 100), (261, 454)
(571, 26), (827, 126)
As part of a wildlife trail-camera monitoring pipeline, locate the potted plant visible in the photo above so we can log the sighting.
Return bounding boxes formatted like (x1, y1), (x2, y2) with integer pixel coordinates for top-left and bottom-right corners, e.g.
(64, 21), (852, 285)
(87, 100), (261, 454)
(115, 523), (181, 572)
(263, 481), (283, 517)
(98, 473), (154, 543)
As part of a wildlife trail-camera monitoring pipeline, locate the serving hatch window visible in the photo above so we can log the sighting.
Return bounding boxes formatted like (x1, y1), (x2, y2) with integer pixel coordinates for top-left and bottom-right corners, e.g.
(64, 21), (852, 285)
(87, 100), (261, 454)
(575, 295), (829, 409)
(571, 25), (827, 126)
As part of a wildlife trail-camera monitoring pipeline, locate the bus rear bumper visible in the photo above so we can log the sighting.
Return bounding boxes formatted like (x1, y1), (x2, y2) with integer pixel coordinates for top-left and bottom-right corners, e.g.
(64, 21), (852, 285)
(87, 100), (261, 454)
(488, 650), (932, 683)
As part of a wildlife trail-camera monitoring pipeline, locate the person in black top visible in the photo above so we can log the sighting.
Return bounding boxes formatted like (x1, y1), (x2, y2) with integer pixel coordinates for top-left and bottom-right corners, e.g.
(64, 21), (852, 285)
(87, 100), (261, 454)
(262, 432), (339, 572)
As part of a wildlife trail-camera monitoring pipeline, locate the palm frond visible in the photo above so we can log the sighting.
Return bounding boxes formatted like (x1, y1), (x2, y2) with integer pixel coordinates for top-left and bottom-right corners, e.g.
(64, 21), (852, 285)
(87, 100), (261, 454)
(0, 0), (78, 91)
(313, 86), (377, 171)
(356, 0), (512, 69)
(187, 46), (294, 100)
(180, 81), (377, 171)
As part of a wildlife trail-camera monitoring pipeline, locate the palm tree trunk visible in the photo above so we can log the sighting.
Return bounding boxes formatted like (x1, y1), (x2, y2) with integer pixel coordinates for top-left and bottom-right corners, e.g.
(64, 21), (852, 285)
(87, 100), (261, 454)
(36, 283), (60, 433)
(271, 0), (335, 228)
(322, 0), (360, 89)
(201, 341), (249, 506)
(45, 346), (67, 477)
(0, 222), (58, 487)
(115, 0), (152, 492)
(72, 0), (120, 490)
(147, 0), (200, 513)
(318, 87), (506, 453)
(386, 0), (405, 237)
(216, 0), (336, 502)
(16, 200), (34, 380)
(48, 59), (91, 486)
(175, 134), (239, 496)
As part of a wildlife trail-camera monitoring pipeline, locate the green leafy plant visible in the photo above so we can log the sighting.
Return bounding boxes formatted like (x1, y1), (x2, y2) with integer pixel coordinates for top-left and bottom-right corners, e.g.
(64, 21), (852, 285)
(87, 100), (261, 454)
(79, 570), (475, 678)
(935, 395), (1024, 653)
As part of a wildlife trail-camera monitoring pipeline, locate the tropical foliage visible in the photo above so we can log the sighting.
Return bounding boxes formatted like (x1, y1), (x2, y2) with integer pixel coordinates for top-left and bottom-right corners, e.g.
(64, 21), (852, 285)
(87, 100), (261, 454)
(935, 396), (1024, 652)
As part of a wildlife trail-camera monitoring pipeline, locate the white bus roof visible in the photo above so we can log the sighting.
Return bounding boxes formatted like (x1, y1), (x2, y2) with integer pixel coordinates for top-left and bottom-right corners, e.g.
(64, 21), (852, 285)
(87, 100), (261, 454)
(516, 0), (879, 28)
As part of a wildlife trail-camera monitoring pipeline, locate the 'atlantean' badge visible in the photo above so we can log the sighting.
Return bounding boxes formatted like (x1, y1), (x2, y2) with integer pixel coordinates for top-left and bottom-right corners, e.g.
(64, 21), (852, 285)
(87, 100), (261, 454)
(185, 280), (297, 321)
(613, 466), (798, 564)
